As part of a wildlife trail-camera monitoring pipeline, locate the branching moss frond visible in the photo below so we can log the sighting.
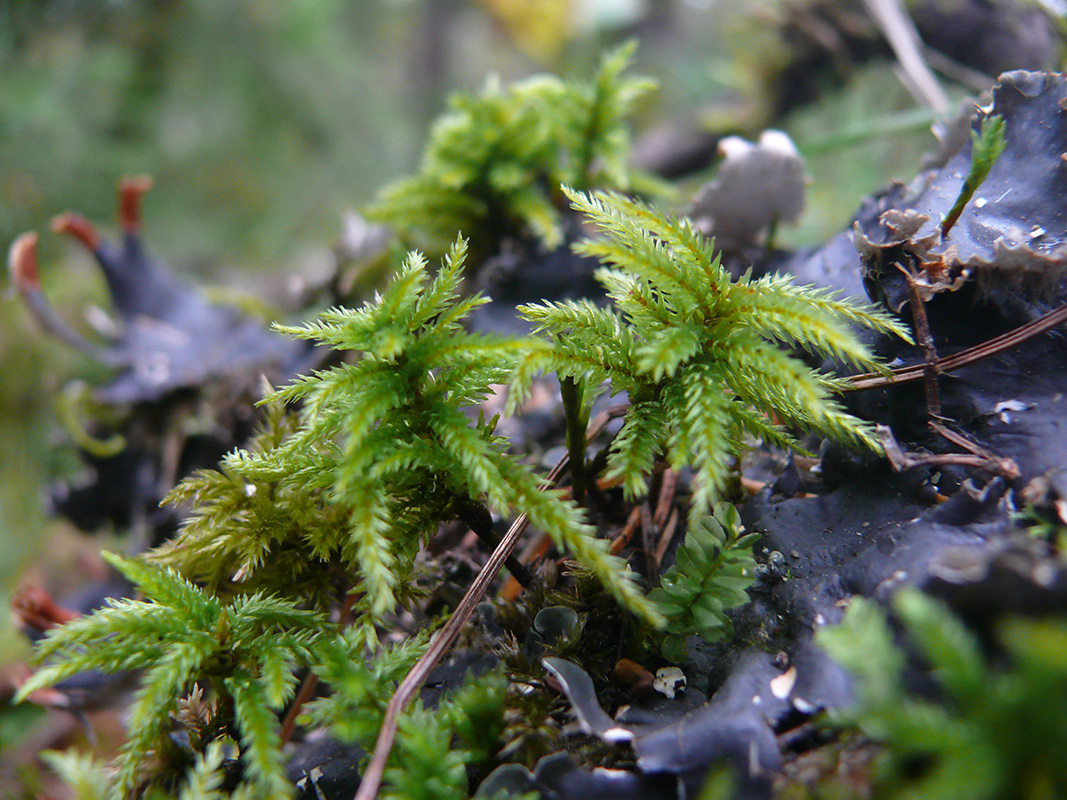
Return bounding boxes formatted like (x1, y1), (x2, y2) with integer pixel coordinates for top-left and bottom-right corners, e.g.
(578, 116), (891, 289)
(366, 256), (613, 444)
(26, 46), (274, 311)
(177, 743), (228, 800)
(39, 751), (117, 800)
(118, 641), (211, 791)
(817, 589), (1067, 799)
(517, 189), (906, 514)
(565, 39), (658, 191)
(226, 673), (290, 800)
(605, 400), (668, 499)
(730, 273), (912, 370)
(19, 552), (325, 798)
(677, 360), (741, 513)
(365, 42), (657, 258)
(307, 629), (507, 800)
(570, 190), (712, 319)
(161, 238), (660, 626)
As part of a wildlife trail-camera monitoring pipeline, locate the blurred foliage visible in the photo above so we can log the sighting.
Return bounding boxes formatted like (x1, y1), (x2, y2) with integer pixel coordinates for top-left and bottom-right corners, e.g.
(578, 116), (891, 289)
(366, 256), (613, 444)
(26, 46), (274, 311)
(0, 0), (422, 268)
(819, 590), (1067, 800)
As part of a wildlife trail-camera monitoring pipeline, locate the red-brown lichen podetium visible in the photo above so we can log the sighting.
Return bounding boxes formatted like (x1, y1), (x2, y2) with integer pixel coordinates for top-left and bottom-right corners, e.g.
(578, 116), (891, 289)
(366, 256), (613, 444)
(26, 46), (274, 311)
(7, 218), (119, 362)
(11, 584), (79, 635)
(50, 212), (101, 252)
(47, 173), (152, 253)
(7, 232), (42, 294)
(118, 174), (153, 233)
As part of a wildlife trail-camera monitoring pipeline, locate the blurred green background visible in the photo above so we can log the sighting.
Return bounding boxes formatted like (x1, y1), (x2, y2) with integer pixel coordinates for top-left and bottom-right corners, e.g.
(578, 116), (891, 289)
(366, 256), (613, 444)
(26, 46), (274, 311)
(0, 0), (1030, 688)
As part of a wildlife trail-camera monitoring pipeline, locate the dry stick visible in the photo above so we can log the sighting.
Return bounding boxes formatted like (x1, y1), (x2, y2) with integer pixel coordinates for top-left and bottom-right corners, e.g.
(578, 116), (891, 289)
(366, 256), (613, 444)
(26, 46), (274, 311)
(879, 423), (1019, 479)
(352, 407), (624, 800)
(652, 468), (678, 530)
(928, 420), (1020, 479)
(609, 506), (643, 555)
(898, 265), (942, 417)
(862, 0), (949, 113)
(651, 507), (680, 571)
(846, 301), (1067, 392)
(639, 501), (655, 581)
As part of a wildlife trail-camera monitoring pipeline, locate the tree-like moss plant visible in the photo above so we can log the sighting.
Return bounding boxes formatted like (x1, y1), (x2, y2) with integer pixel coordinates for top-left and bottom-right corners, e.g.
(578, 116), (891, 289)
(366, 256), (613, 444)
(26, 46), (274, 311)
(17, 553), (324, 799)
(160, 238), (659, 631)
(16, 50), (923, 800)
(511, 188), (912, 514)
(365, 41), (662, 260)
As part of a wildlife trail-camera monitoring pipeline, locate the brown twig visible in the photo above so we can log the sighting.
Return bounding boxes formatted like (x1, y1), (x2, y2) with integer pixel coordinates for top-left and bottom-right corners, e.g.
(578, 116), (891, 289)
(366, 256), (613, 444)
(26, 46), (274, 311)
(847, 301), (1067, 391)
(878, 423), (1019, 479)
(897, 264), (942, 417)
(609, 506), (643, 555)
(652, 468), (677, 530)
(651, 507), (680, 571)
(928, 420), (1019, 479)
(352, 407), (625, 800)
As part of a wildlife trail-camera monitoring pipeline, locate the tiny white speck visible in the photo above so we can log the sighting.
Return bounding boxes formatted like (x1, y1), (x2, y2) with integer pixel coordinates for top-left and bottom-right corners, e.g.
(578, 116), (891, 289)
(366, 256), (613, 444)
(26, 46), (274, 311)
(602, 727), (634, 743)
(974, 197), (987, 208)
(244, 483), (257, 497)
(770, 666), (797, 699)
(995, 399), (1030, 424)
(1030, 226), (1047, 239)
(654, 667), (687, 699)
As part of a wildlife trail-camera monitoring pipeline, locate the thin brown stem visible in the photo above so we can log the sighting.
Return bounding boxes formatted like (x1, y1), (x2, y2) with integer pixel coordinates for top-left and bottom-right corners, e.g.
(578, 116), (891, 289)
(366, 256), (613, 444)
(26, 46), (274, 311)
(651, 507), (680, 571)
(847, 301), (1067, 392)
(878, 423), (1019, 479)
(900, 266), (941, 417)
(609, 506), (643, 555)
(652, 468), (678, 530)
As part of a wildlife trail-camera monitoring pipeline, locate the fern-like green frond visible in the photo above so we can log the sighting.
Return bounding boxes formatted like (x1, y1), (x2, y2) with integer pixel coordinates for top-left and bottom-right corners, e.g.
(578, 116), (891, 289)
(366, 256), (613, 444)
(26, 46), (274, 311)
(117, 641), (211, 792)
(383, 703), (470, 800)
(892, 588), (987, 707)
(730, 274), (912, 369)
(518, 188), (906, 513)
(816, 589), (1067, 800)
(177, 743), (228, 800)
(676, 361), (741, 514)
(40, 751), (117, 800)
(649, 504), (758, 663)
(605, 400), (668, 499)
